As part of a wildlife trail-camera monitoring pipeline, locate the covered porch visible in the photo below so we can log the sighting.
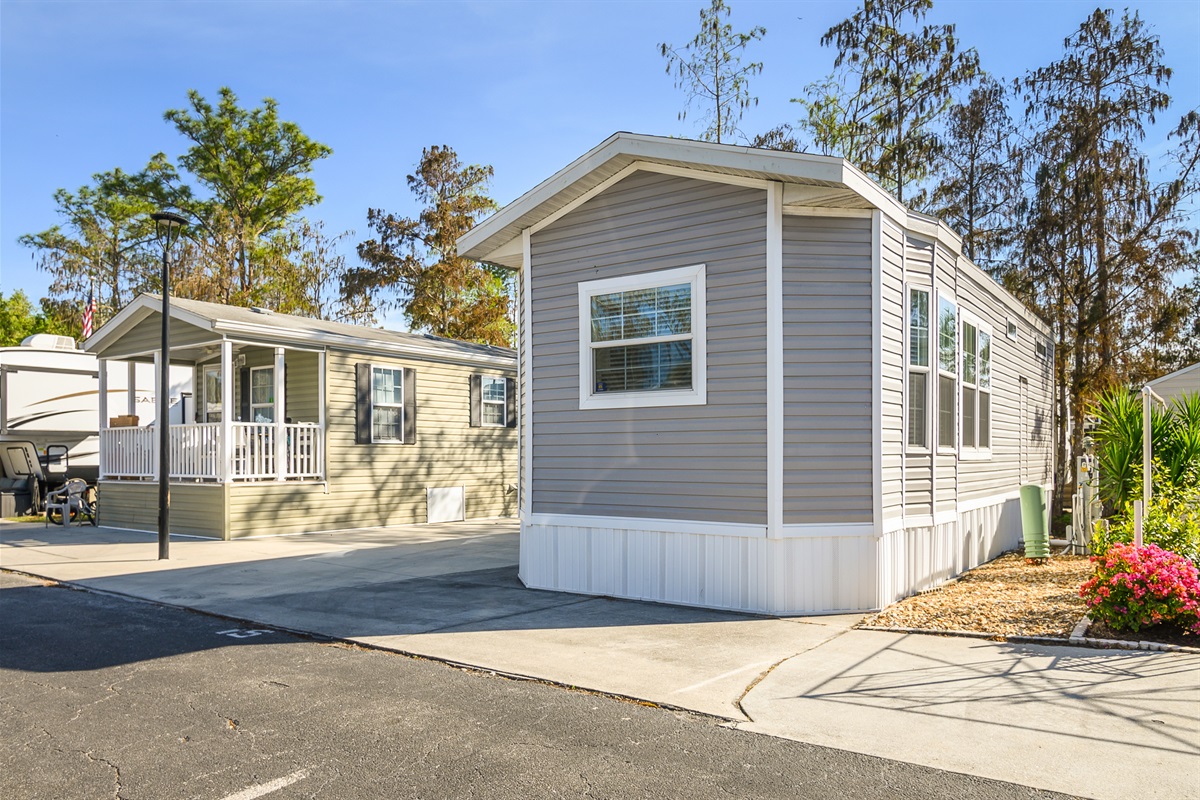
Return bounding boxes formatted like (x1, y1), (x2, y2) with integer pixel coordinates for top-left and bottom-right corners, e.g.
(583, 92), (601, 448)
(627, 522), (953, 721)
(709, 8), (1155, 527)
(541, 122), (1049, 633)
(92, 301), (325, 484)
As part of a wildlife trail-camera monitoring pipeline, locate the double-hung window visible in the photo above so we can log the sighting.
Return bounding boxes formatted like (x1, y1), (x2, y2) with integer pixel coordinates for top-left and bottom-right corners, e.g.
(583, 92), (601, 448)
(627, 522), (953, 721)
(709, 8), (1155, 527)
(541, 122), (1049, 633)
(202, 365), (222, 422)
(482, 376), (506, 427)
(249, 366), (274, 423)
(907, 287), (931, 449)
(961, 318), (992, 455)
(578, 264), (706, 409)
(937, 295), (957, 450)
(371, 367), (404, 442)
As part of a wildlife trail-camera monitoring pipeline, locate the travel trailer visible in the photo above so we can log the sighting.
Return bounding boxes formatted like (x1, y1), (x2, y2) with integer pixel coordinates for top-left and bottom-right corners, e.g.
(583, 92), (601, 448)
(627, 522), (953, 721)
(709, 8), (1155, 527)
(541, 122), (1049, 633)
(0, 333), (190, 484)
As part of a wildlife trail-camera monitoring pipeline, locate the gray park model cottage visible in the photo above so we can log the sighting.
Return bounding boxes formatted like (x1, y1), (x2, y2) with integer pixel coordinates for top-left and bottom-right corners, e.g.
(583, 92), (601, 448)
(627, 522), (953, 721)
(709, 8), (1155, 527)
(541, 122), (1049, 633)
(86, 296), (517, 538)
(459, 133), (1054, 615)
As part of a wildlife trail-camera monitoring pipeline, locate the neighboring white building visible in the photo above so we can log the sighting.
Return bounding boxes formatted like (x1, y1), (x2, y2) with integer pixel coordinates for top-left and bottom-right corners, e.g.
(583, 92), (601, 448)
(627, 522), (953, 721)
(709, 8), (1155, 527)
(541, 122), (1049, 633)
(459, 133), (1055, 615)
(1148, 362), (1200, 403)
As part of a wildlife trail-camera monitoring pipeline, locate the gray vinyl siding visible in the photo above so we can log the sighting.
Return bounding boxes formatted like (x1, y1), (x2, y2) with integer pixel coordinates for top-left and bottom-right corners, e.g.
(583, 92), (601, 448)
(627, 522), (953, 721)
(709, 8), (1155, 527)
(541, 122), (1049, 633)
(95, 314), (216, 359)
(955, 266), (1054, 502)
(878, 216), (906, 523)
(901, 234), (935, 517)
(781, 214), (873, 524)
(98, 480), (225, 538)
(529, 170), (768, 524)
(225, 349), (517, 537)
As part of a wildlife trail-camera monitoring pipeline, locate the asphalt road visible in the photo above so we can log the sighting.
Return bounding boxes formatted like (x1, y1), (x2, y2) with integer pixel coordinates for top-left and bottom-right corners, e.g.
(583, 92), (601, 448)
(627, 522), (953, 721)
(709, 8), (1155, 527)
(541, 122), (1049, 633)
(0, 573), (1078, 800)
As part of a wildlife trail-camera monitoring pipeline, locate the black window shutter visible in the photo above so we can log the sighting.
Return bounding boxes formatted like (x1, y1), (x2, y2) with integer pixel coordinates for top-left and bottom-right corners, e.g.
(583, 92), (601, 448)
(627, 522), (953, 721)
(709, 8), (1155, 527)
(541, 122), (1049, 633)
(194, 367), (202, 422)
(239, 367), (250, 421)
(506, 378), (517, 428)
(403, 368), (416, 444)
(355, 363), (371, 444)
(469, 374), (481, 428)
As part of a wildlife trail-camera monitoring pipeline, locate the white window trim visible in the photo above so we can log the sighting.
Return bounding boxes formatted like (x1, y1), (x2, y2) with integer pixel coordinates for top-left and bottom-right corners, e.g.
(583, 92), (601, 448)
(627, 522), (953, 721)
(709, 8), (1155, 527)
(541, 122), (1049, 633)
(481, 374), (507, 427)
(370, 364), (405, 444)
(577, 263), (707, 410)
(905, 283), (933, 454)
(249, 365), (275, 423)
(1005, 316), (1019, 341)
(960, 312), (993, 461)
(935, 291), (958, 454)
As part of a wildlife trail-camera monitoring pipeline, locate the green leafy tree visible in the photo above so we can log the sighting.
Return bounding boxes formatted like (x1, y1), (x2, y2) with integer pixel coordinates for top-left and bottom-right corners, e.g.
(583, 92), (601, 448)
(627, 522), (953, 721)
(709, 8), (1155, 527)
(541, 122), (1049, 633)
(0, 291), (79, 346)
(347, 145), (512, 346)
(660, 0), (766, 144)
(18, 169), (158, 323)
(1015, 9), (1200, 494)
(149, 88), (334, 304)
(798, 0), (980, 205)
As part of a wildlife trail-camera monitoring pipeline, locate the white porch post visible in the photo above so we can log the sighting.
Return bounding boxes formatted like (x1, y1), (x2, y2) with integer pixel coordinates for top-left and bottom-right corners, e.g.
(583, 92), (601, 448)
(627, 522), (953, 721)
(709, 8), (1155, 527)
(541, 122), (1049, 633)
(98, 359), (108, 479)
(126, 361), (137, 416)
(317, 349), (326, 482)
(221, 340), (234, 482)
(152, 350), (162, 478)
(274, 347), (286, 481)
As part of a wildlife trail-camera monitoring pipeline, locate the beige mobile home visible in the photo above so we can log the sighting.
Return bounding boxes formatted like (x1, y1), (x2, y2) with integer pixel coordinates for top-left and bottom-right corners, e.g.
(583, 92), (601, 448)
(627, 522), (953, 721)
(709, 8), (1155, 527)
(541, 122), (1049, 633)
(85, 295), (517, 539)
(459, 133), (1055, 615)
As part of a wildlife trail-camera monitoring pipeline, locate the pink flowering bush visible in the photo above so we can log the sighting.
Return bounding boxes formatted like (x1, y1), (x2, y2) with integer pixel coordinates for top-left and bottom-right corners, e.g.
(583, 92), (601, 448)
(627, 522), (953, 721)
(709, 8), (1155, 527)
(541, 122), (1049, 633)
(1079, 544), (1200, 636)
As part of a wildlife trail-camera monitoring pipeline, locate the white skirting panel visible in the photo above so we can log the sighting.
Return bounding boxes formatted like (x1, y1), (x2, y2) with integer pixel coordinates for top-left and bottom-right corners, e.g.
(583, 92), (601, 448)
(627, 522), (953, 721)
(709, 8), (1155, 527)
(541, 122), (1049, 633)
(521, 521), (878, 615)
(878, 494), (1023, 606)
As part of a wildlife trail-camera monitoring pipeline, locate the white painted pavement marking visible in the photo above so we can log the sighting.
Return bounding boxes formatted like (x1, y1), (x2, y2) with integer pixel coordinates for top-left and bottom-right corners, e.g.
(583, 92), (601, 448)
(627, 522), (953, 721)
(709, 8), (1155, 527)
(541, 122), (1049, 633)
(671, 661), (775, 694)
(215, 629), (276, 639)
(220, 769), (309, 800)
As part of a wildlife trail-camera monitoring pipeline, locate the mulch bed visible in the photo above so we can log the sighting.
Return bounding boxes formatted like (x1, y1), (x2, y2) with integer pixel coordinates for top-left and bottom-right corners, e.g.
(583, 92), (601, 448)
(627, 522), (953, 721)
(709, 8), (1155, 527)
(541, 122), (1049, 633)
(861, 551), (1093, 639)
(859, 549), (1200, 648)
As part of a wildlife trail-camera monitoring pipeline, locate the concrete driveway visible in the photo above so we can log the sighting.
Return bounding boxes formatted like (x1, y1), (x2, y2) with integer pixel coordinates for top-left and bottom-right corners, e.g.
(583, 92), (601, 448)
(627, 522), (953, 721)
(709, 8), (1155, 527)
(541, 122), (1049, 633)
(3, 519), (1197, 800)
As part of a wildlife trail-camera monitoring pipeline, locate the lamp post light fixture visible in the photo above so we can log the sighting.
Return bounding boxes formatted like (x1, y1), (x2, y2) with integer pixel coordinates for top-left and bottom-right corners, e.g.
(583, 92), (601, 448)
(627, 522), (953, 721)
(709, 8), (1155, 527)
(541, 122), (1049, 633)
(151, 211), (187, 560)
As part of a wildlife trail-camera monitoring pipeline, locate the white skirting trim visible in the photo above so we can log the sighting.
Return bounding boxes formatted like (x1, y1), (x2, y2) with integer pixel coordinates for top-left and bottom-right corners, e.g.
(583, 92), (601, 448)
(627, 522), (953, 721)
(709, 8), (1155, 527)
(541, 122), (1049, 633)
(522, 491), (1030, 614)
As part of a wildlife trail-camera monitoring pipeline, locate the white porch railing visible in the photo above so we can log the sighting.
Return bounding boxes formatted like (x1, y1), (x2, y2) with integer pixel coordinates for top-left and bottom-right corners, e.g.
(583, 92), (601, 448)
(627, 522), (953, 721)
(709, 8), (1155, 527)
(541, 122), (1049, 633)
(100, 422), (323, 481)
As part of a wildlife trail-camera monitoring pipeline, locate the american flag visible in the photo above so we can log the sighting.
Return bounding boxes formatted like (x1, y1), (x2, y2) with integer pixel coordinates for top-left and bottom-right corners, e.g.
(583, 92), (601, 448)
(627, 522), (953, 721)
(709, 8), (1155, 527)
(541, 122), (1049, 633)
(82, 288), (96, 338)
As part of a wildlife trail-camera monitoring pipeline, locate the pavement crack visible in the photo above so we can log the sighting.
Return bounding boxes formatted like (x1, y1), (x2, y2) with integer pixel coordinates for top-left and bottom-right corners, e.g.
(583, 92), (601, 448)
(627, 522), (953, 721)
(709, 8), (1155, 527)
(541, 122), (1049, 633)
(82, 750), (124, 799)
(734, 628), (852, 723)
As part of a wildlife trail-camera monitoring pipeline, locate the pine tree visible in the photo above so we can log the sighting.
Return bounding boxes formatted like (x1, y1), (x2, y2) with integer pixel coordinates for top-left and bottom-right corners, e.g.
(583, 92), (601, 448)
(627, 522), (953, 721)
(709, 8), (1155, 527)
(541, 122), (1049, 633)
(660, 0), (766, 144)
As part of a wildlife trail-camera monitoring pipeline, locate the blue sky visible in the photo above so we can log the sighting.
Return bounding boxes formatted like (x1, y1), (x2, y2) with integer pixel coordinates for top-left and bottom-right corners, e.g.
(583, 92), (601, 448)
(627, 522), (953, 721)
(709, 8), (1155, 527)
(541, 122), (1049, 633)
(2, 0), (1198, 321)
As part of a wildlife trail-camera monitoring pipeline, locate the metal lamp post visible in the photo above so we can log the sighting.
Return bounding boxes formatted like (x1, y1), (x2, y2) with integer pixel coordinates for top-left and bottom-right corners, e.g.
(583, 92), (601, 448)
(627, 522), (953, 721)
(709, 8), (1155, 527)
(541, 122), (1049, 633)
(151, 211), (187, 560)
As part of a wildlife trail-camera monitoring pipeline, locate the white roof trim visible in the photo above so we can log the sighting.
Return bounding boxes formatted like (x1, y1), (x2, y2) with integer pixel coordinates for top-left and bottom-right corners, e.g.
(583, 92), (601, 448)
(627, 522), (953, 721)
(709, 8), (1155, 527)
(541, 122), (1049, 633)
(458, 132), (962, 269)
(84, 294), (515, 369)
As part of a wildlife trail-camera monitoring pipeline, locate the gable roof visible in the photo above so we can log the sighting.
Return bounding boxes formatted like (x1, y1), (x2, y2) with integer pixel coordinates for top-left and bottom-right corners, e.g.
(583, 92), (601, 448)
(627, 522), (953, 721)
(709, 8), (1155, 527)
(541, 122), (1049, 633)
(458, 131), (965, 269)
(84, 294), (515, 368)
(1148, 361), (1200, 400)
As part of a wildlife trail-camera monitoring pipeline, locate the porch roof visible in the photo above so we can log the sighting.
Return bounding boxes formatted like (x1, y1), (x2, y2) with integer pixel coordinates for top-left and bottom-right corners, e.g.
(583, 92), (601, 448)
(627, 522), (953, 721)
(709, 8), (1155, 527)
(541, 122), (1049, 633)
(85, 294), (515, 368)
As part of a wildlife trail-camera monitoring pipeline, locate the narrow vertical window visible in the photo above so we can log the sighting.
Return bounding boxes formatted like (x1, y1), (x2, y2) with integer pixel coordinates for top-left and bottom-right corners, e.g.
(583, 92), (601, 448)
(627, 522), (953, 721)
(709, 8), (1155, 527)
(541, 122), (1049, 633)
(907, 287), (930, 449)
(250, 366), (275, 423)
(203, 366), (222, 423)
(960, 319), (993, 456)
(937, 296), (957, 449)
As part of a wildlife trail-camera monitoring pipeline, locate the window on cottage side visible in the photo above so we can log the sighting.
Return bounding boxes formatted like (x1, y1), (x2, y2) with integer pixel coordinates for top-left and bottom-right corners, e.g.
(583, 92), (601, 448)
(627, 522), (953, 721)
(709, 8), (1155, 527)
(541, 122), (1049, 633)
(962, 322), (992, 453)
(371, 367), (404, 442)
(907, 287), (930, 449)
(578, 265), (706, 409)
(482, 376), (506, 427)
(250, 366), (274, 423)
(203, 366), (222, 423)
(937, 296), (957, 449)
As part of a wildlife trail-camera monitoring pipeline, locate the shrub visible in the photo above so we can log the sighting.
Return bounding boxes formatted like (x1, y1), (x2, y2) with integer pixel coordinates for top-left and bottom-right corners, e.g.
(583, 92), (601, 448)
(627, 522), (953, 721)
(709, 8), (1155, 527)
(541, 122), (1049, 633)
(1080, 544), (1200, 636)
(1095, 471), (1200, 565)
(1091, 389), (1200, 510)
